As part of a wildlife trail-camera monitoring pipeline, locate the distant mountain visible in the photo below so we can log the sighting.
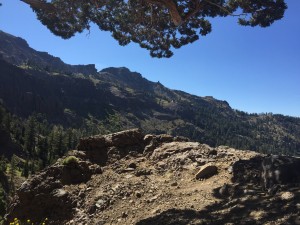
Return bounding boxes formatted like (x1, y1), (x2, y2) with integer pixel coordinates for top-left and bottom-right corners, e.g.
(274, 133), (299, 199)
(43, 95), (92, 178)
(0, 30), (300, 156)
(0, 31), (97, 75)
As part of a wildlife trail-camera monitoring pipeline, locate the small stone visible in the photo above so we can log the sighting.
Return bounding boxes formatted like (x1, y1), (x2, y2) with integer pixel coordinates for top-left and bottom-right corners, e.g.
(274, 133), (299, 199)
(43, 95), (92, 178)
(152, 208), (161, 214)
(135, 169), (152, 176)
(147, 195), (159, 203)
(79, 184), (86, 189)
(95, 199), (106, 208)
(121, 212), (128, 218)
(171, 182), (178, 186)
(53, 188), (67, 197)
(125, 174), (134, 179)
(123, 168), (135, 172)
(208, 149), (217, 156)
(135, 191), (142, 198)
(128, 162), (137, 169)
(280, 192), (295, 201)
(88, 205), (97, 214)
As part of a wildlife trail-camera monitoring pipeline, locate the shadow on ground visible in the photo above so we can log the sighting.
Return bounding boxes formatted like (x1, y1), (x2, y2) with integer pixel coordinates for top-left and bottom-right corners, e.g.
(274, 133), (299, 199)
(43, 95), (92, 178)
(137, 186), (300, 225)
(137, 156), (300, 225)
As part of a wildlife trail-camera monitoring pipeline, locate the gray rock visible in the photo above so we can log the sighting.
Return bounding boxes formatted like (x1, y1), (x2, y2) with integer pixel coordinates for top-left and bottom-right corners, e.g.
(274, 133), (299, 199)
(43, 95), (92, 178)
(53, 188), (68, 198)
(195, 164), (218, 179)
(77, 128), (144, 165)
(95, 199), (106, 208)
(280, 191), (295, 200)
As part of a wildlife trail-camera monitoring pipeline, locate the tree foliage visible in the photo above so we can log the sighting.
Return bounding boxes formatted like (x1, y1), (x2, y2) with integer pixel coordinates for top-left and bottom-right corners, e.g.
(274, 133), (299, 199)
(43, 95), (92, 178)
(21, 0), (287, 57)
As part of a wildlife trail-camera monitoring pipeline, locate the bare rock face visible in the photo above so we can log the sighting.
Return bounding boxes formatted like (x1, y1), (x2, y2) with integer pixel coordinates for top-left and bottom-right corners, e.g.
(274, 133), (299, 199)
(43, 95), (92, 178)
(261, 155), (300, 192)
(77, 128), (145, 165)
(5, 154), (101, 224)
(231, 156), (263, 185)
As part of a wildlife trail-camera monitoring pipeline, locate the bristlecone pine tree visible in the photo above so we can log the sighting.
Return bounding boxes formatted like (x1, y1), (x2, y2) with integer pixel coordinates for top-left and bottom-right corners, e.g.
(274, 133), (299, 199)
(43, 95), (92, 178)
(21, 0), (287, 57)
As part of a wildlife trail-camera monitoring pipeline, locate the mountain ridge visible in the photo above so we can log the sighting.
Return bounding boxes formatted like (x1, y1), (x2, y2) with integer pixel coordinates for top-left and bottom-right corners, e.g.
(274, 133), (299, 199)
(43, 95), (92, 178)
(0, 30), (97, 76)
(0, 30), (300, 156)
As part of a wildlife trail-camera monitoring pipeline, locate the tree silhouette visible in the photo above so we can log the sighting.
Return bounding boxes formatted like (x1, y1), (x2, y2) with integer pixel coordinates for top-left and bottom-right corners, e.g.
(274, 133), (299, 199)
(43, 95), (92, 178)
(21, 0), (287, 57)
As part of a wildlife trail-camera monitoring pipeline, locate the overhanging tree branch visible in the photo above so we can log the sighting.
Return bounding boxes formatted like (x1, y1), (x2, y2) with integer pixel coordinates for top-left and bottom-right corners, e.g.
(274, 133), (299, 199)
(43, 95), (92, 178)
(18, 0), (287, 58)
(146, 0), (182, 25)
(21, 0), (55, 10)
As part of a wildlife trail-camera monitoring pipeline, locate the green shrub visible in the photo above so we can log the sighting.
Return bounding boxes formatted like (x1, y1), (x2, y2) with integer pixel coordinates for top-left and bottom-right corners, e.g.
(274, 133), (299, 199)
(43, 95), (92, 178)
(62, 156), (79, 166)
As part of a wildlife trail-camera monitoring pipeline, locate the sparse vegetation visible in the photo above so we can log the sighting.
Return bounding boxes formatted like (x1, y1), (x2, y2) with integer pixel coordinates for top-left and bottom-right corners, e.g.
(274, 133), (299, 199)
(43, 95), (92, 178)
(8, 217), (48, 225)
(62, 156), (79, 166)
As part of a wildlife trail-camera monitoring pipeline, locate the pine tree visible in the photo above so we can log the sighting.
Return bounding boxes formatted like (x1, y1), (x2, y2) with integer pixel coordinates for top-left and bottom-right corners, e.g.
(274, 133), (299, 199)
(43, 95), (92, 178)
(65, 128), (74, 150)
(52, 126), (66, 157)
(0, 155), (7, 174)
(3, 113), (11, 133)
(9, 155), (17, 193)
(37, 136), (49, 168)
(24, 116), (37, 157)
(107, 113), (122, 133)
(22, 160), (29, 178)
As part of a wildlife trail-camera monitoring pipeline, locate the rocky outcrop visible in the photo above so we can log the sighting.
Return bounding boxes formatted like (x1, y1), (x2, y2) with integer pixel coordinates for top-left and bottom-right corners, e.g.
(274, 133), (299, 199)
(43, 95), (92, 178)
(77, 128), (145, 165)
(261, 155), (300, 192)
(5, 154), (101, 224)
(5, 130), (300, 225)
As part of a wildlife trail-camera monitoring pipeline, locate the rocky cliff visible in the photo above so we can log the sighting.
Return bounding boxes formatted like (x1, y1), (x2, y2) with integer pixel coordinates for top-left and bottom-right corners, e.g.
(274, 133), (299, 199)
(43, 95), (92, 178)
(5, 129), (300, 225)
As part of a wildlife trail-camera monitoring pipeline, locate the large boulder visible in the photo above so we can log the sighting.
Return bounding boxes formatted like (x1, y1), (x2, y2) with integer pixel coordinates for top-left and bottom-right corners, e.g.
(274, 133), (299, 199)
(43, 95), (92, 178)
(195, 164), (218, 179)
(5, 156), (100, 224)
(261, 155), (300, 191)
(77, 128), (145, 165)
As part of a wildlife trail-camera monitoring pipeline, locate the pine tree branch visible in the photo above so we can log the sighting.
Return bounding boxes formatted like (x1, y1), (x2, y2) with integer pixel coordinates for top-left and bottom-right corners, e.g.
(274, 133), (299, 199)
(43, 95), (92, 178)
(20, 0), (55, 11)
(146, 0), (182, 26)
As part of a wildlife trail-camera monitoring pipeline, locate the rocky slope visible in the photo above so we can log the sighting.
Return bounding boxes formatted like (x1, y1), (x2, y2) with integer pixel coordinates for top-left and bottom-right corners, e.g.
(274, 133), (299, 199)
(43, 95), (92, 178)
(5, 129), (300, 225)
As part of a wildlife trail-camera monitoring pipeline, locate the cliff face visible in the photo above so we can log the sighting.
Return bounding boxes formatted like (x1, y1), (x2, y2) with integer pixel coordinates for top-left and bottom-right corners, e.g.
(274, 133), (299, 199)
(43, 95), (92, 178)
(5, 129), (300, 225)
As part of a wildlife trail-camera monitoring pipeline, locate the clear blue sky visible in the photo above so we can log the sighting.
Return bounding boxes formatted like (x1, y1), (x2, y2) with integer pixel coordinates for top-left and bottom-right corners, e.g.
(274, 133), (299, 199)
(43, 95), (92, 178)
(0, 0), (299, 117)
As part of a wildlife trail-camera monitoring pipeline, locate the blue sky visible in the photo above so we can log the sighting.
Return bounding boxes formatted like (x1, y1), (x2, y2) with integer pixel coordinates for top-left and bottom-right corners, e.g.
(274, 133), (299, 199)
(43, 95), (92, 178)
(0, 0), (299, 117)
